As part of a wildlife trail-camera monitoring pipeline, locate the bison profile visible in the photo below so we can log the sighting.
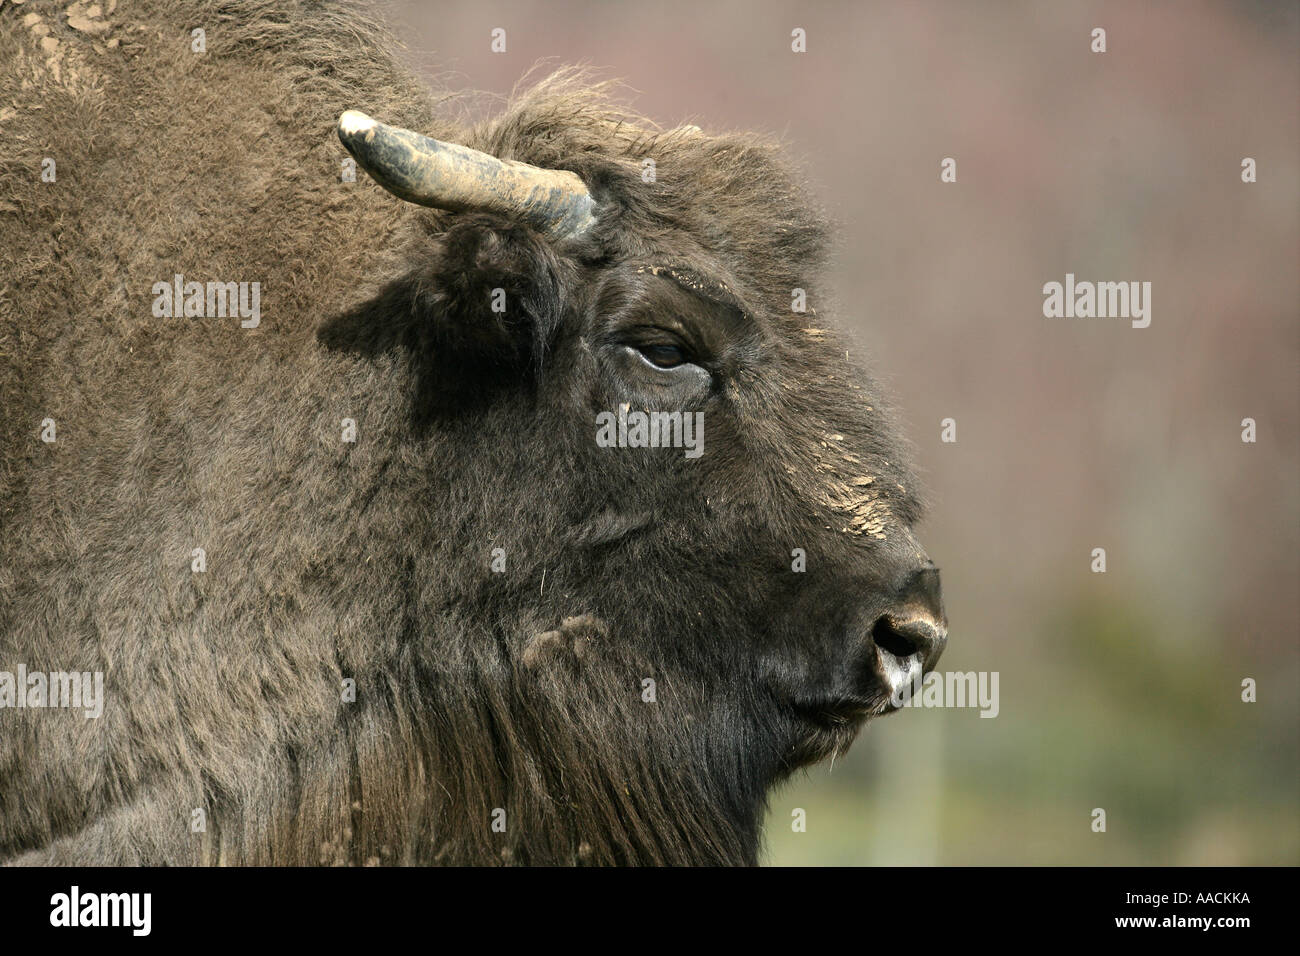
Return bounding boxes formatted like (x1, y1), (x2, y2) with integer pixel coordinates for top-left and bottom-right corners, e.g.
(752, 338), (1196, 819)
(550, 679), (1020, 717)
(0, 0), (945, 865)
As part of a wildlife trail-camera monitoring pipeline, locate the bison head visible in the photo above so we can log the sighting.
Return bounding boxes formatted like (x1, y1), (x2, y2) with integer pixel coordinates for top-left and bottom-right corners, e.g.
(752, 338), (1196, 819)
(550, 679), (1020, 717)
(326, 77), (946, 864)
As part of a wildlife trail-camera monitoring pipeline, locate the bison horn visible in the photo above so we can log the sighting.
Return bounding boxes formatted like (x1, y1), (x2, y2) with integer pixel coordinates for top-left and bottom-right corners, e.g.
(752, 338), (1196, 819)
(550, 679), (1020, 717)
(337, 110), (597, 240)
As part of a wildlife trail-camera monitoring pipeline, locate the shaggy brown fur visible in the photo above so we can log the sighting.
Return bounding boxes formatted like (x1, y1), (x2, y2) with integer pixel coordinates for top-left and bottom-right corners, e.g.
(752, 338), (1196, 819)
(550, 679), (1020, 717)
(0, 0), (941, 865)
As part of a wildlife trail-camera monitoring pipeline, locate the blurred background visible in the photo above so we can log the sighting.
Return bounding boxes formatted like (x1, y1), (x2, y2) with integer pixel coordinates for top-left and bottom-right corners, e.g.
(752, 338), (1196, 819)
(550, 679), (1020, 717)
(385, 0), (1299, 864)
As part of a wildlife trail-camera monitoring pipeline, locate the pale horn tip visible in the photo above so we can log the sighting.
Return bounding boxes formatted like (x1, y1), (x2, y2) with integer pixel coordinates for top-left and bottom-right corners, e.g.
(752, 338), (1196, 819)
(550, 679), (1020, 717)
(337, 110), (378, 141)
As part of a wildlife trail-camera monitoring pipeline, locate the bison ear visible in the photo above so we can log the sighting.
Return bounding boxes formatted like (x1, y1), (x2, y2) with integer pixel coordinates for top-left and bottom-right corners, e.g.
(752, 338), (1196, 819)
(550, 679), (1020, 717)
(317, 217), (567, 382)
(415, 216), (568, 367)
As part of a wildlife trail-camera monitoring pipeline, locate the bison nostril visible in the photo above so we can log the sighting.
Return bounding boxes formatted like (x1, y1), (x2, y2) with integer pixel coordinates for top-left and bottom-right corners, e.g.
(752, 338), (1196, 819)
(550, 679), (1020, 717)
(870, 565), (948, 672)
(870, 614), (947, 672)
(872, 619), (920, 659)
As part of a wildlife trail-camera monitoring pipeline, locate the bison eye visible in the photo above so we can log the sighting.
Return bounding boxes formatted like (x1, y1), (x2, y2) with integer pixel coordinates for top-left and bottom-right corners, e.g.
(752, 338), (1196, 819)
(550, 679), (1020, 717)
(635, 343), (689, 369)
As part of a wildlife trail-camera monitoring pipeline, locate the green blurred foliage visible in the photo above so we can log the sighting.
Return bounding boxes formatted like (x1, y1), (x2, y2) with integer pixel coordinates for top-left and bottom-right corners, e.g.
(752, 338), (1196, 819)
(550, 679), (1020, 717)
(766, 596), (1299, 865)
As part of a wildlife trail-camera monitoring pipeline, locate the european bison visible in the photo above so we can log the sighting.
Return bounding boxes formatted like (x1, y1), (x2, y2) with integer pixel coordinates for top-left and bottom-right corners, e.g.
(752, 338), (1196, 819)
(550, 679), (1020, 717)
(0, 0), (945, 865)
